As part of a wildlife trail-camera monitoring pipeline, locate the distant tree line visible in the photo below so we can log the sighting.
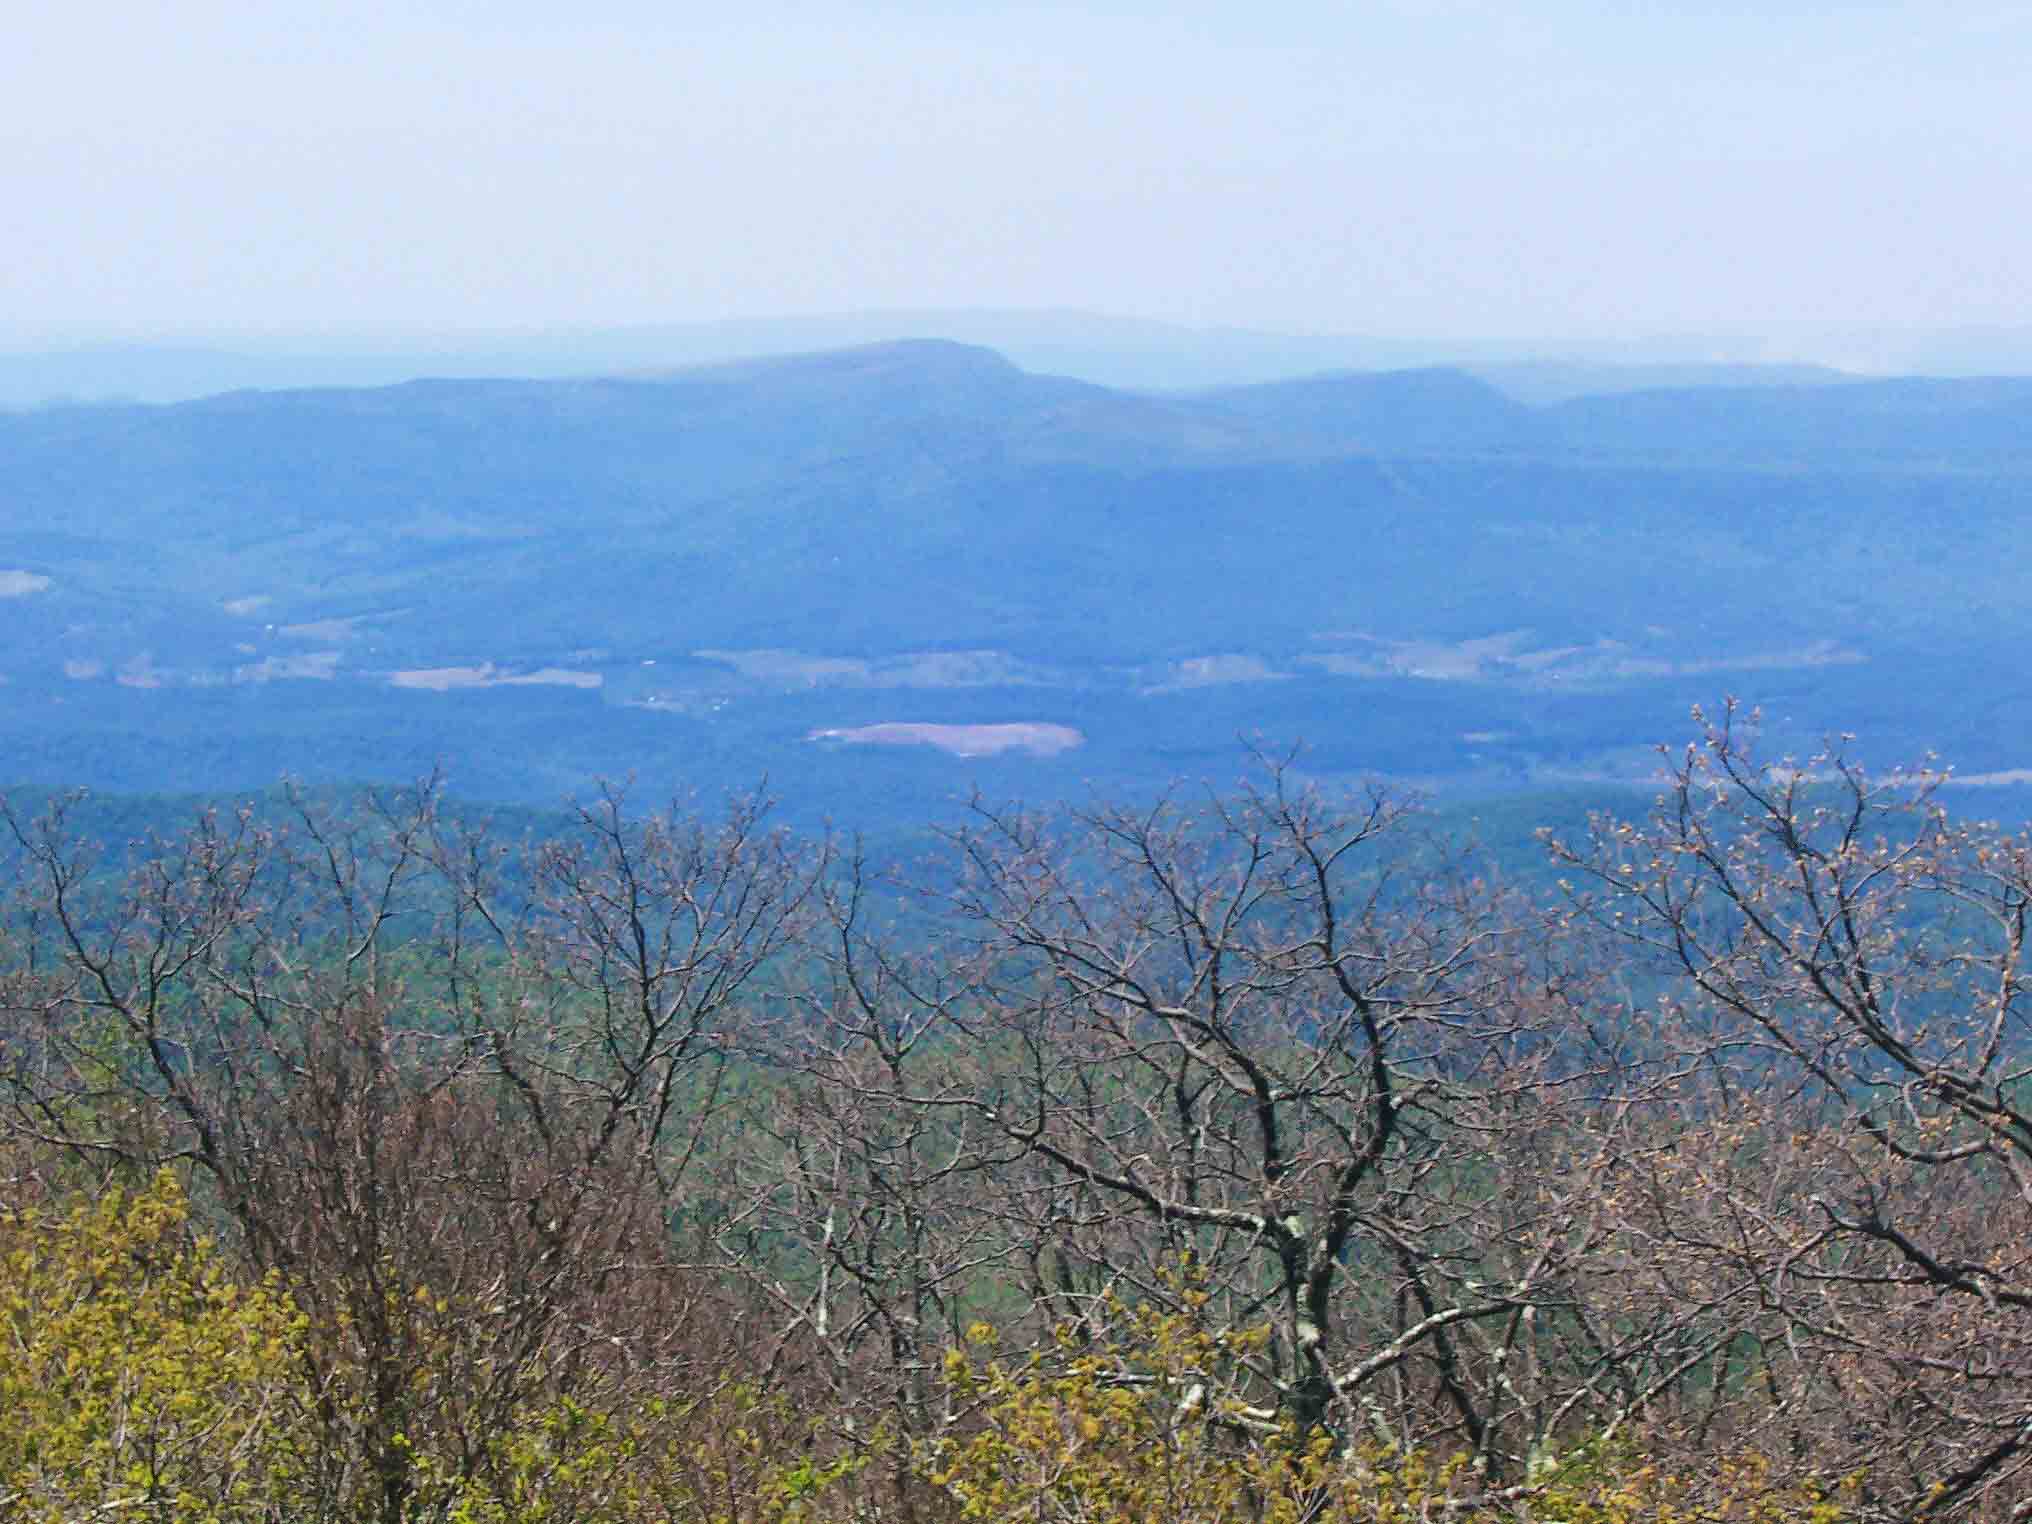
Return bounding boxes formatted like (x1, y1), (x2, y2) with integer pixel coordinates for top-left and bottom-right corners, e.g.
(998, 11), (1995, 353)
(1, 704), (2025, 1521)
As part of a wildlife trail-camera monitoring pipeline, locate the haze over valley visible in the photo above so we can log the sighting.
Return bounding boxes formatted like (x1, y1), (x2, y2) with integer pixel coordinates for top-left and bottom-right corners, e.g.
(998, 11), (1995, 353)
(5, 332), (2030, 819)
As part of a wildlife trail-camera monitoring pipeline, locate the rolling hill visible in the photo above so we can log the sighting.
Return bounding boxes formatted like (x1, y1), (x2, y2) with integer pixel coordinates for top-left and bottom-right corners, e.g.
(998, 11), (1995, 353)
(4, 340), (2029, 820)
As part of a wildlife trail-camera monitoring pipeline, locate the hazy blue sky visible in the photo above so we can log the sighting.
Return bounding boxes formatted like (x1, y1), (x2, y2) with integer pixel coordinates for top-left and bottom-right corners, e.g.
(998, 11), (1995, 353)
(6, 1), (2025, 341)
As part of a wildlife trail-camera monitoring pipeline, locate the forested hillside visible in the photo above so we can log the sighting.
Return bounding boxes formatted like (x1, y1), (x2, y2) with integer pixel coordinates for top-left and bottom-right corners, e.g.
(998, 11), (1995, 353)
(3, 710), (2028, 1521)
(7, 342), (2032, 818)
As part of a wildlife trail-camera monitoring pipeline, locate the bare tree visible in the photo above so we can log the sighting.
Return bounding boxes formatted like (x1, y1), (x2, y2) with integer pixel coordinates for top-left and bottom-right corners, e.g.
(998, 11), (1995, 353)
(24, 727), (2028, 1517)
(0, 780), (828, 1523)
(1548, 700), (2032, 1519)
(882, 764), (1661, 1479)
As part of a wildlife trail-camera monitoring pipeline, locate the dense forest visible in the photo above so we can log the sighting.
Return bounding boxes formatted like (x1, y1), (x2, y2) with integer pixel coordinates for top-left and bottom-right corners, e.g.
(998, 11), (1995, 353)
(3, 705), (2027, 1522)
(11, 343), (2032, 816)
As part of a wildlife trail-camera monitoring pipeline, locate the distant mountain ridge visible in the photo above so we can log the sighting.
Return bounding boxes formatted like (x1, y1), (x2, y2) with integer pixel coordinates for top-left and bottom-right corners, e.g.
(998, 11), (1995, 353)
(1191, 368), (1538, 455)
(0, 310), (1932, 408)
(4, 338), (2031, 817)
(17, 305), (2032, 409)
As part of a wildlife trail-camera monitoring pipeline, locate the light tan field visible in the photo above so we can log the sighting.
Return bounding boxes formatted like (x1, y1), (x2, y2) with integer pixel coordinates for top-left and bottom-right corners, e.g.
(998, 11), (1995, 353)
(807, 722), (1083, 758)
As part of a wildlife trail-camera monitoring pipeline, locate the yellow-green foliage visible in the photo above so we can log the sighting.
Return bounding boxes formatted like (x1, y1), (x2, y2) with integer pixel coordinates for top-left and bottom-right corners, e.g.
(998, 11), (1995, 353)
(0, 1174), (873, 1524)
(0, 1180), (1872, 1524)
(0, 1171), (311, 1523)
(929, 1300), (1865, 1524)
(415, 1387), (871, 1524)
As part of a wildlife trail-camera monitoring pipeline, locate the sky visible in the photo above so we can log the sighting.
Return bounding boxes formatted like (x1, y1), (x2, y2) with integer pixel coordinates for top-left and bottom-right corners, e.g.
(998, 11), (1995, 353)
(4, 0), (2027, 343)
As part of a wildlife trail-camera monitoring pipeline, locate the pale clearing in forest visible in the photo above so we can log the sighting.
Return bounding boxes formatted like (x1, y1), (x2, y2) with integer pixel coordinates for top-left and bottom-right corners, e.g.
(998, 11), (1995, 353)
(0, 570), (51, 597)
(390, 664), (602, 692)
(807, 722), (1082, 758)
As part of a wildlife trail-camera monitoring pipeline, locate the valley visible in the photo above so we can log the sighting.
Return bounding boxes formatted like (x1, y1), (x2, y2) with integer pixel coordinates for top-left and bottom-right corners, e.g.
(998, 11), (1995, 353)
(5, 339), (2030, 823)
